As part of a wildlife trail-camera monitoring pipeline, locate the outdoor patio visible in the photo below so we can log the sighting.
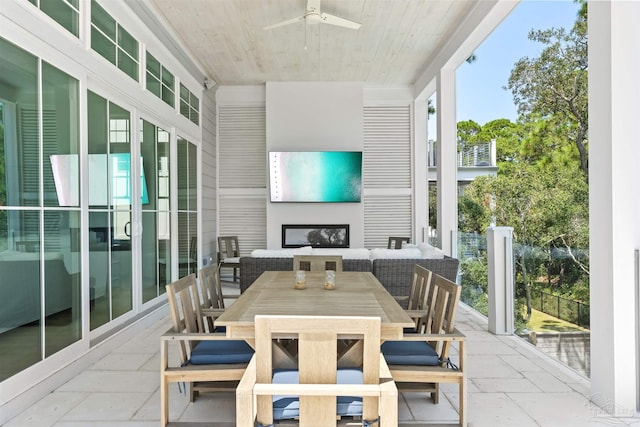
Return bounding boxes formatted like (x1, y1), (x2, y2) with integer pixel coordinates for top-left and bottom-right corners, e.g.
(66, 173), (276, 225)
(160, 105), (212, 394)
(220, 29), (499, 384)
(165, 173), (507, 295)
(4, 281), (638, 427)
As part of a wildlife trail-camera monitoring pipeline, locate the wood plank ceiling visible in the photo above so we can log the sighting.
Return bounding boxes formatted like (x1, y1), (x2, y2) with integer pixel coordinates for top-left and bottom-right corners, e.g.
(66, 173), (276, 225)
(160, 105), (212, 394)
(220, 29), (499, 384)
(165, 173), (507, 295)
(147, 0), (482, 86)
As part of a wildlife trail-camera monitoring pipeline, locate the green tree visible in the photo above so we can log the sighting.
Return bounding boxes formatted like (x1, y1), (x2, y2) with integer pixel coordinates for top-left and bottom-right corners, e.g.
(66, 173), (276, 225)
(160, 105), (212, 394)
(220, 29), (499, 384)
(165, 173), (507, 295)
(506, 1), (588, 179)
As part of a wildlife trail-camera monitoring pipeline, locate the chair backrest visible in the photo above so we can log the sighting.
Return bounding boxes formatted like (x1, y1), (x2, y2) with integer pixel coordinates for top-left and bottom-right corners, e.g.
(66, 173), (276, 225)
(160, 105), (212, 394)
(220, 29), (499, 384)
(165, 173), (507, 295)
(198, 263), (225, 310)
(254, 315), (381, 423)
(425, 274), (462, 361)
(388, 236), (410, 249)
(166, 274), (206, 363)
(293, 255), (343, 272)
(407, 265), (433, 332)
(218, 236), (239, 260)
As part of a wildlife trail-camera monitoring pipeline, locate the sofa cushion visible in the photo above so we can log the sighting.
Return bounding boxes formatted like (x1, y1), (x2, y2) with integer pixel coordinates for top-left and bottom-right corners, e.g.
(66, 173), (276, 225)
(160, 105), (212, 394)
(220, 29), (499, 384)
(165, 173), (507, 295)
(381, 340), (441, 366)
(311, 248), (370, 259)
(250, 246), (313, 258)
(272, 368), (364, 420)
(189, 339), (254, 365)
(369, 247), (422, 261)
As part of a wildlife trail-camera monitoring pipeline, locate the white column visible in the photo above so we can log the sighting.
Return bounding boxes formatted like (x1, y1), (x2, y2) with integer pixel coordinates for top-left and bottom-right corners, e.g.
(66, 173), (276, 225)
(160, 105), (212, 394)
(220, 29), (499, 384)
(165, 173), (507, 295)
(486, 226), (514, 335)
(436, 68), (458, 256)
(589, 1), (640, 416)
(413, 99), (428, 243)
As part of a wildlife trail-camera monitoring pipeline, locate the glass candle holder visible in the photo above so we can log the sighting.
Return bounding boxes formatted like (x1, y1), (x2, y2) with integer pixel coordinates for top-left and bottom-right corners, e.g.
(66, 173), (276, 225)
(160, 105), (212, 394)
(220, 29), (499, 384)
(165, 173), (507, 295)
(324, 270), (336, 290)
(294, 270), (306, 289)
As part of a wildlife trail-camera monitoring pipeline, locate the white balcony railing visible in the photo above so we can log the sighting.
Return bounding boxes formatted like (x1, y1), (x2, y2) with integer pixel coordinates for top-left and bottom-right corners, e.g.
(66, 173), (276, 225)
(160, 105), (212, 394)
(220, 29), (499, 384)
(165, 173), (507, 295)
(428, 139), (497, 168)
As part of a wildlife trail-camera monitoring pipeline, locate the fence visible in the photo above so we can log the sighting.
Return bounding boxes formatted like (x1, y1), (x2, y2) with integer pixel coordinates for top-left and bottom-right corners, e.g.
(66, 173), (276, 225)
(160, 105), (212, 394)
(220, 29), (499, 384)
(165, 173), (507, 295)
(531, 289), (590, 329)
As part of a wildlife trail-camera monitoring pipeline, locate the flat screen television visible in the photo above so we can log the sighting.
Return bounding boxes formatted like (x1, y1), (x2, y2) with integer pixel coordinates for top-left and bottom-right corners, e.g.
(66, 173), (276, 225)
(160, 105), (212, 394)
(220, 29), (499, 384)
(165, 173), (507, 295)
(269, 151), (362, 202)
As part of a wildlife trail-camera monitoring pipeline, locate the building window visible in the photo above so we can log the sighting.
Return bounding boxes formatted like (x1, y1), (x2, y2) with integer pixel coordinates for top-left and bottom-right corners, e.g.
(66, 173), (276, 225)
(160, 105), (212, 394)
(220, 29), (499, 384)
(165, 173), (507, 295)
(28, 0), (80, 37)
(0, 36), (81, 380)
(177, 136), (198, 277)
(179, 83), (199, 125)
(146, 52), (175, 107)
(90, 0), (139, 81)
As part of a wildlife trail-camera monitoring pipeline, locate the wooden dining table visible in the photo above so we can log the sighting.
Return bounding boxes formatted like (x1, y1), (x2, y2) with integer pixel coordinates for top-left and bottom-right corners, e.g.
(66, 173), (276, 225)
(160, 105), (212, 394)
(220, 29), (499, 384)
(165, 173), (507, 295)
(216, 270), (415, 343)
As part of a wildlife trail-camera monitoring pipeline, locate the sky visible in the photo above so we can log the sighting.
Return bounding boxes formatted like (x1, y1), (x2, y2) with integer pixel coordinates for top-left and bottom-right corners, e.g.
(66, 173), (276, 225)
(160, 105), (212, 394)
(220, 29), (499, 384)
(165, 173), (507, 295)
(451, 0), (581, 127)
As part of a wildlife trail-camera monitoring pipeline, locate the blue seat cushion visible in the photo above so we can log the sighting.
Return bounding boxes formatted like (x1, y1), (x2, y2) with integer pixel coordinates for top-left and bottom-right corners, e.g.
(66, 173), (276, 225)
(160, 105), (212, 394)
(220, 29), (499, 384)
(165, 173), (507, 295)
(189, 339), (254, 365)
(272, 368), (363, 420)
(381, 340), (441, 366)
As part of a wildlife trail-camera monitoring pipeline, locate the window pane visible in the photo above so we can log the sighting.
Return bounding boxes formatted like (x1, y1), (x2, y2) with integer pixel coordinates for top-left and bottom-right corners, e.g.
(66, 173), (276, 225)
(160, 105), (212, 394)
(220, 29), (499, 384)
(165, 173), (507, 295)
(180, 100), (189, 118)
(44, 210), (81, 356)
(41, 0), (79, 37)
(161, 86), (174, 106)
(118, 49), (138, 81)
(91, 27), (116, 64)
(91, 0), (115, 40)
(141, 211), (159, 303)
(180, 83), (189, 100)
(188, 142), (197, 211)
(117, 27), (137, 59)
(42, 62), (79, 207)
(146, 52), (160, 78)
(161, 67), (173, 87)
(190, 107), (199, 126)
(89, 211), (109, 330)
(146, 73), (161, 98)
(0, 210), (42, 380)
(177, 138), (188, 210)
(0, 37), (38, 207)
(141, 120), (157, 211)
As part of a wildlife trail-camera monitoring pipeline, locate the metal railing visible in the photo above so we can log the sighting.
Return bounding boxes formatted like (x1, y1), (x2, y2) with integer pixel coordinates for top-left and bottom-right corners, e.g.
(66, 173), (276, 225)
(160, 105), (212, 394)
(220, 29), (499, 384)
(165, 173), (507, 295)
(531, 289), (590, 329)
(428, 139), (496, 167)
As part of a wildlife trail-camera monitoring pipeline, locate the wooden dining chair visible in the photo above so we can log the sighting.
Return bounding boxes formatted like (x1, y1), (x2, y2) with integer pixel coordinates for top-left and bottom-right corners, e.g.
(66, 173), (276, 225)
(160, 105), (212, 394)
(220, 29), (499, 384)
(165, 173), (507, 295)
(403, 265), (434, 333)
(293, 254), (343, 272)
(381, 273), (466, 426)
(218, 235), (240, 282)
(236, 315), (397, 427)
(387, 236), (411, 249)
(160, 274), (254, 427)
(198, 263), (239, 332)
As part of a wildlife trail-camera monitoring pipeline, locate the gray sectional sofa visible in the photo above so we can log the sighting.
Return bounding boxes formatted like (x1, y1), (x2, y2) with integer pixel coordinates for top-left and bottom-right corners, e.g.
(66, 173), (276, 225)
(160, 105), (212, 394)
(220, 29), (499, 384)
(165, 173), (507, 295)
(238, 255), (459, 299)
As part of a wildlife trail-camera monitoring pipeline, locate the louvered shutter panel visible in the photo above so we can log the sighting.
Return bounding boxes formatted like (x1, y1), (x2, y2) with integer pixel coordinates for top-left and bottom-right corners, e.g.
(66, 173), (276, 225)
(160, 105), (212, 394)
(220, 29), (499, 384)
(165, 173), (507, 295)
(363, 106), (413, 247)
(218, 106), (266, 188)
(217, 105), (267, 254)
(364, 195), (412, 249)
(218, 195), (266, 256)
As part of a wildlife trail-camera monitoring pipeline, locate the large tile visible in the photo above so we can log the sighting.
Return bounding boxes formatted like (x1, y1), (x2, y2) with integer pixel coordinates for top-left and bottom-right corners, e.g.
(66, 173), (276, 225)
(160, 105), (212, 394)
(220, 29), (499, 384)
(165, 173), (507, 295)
(177, 392), (236, 423)
(89, 352), (155, 371)
(57, 370), (158, 393)
(3, 392), (86, 427)
(499, 354), (546, 372)
(54, 422), (158, 427)
(473, 377), (541, 393)
(401, 391), (459, 423)
(468, 393), (538, 427)
(467, 354), (522, 379)
(60, 393), (151, 421)
(522, 371), (573, 392)
(508, 392), (640, 427)
(132, 386), (189, 422)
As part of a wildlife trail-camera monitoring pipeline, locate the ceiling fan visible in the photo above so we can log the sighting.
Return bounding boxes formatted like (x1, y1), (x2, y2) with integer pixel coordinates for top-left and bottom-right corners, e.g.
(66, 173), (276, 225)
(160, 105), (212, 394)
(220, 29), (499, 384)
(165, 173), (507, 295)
(264, 0), (361, 31)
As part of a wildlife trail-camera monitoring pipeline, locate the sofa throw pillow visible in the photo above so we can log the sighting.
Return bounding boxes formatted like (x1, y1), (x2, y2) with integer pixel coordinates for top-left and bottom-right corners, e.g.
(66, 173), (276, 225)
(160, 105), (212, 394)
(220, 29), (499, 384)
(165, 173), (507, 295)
(417, 242), (445, 259)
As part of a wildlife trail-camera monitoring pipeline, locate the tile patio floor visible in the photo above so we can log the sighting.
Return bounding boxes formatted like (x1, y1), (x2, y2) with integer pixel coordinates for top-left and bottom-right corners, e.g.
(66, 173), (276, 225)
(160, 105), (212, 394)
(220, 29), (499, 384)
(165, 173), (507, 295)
(4, 281), (640, 427)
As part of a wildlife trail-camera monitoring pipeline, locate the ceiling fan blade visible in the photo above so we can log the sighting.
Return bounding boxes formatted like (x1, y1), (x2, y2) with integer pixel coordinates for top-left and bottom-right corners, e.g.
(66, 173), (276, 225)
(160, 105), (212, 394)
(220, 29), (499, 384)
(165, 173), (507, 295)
(263, 15), (305, 30)
(320, 13), (361, 30)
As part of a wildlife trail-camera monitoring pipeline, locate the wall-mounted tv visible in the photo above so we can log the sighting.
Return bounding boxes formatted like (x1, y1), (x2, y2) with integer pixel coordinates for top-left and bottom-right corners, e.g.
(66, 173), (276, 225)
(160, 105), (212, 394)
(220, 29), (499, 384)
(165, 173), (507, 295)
(269, 151), (362, 203)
